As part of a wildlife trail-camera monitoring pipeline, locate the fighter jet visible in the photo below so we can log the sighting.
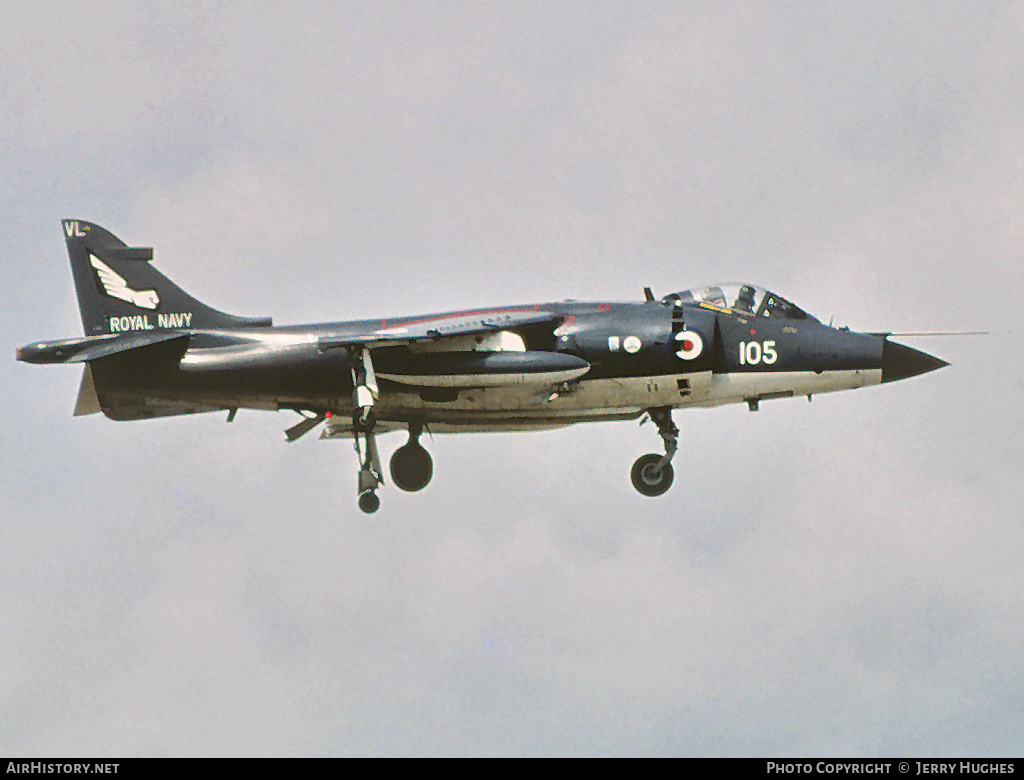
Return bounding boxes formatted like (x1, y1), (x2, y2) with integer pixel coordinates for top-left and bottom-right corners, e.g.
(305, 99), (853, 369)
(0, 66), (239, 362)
(17, 220), (949, 513)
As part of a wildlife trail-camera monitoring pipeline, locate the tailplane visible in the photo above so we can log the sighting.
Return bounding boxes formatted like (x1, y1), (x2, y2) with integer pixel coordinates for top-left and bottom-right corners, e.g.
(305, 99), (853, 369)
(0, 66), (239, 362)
(63, 219), (271, 335)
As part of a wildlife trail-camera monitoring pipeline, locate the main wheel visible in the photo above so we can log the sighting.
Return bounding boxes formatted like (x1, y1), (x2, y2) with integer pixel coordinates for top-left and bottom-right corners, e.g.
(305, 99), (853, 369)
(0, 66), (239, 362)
(390, 443), (433, 492)
(358, 490), (380, 513)
(630, 453), (674, 497)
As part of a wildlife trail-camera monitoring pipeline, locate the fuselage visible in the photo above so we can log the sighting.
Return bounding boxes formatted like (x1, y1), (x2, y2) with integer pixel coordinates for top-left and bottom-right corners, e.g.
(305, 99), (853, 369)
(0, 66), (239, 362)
(64, 296), (899, 433)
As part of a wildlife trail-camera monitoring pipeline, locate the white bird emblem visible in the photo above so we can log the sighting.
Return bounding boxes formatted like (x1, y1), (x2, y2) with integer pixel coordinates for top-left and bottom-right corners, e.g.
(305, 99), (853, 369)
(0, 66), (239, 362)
(89, 254), (160, 310)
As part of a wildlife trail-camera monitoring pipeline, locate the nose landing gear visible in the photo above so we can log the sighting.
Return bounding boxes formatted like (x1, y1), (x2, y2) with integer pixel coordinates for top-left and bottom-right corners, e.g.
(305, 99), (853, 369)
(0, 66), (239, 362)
(630, 407), (678, 497)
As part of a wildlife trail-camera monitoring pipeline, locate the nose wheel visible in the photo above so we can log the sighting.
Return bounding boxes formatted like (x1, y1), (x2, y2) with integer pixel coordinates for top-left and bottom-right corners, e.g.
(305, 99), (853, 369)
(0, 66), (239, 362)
(631, 453), (674, 496)
(631, 407), (678, 497)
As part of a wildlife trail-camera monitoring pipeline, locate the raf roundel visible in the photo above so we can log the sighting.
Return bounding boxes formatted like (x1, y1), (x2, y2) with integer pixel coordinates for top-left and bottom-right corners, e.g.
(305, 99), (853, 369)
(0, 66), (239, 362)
(675, 330), (703, 360)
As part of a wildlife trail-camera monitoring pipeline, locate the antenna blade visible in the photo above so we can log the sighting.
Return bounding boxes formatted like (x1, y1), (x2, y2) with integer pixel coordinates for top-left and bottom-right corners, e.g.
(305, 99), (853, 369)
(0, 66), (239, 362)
(887, 331), (989, 337)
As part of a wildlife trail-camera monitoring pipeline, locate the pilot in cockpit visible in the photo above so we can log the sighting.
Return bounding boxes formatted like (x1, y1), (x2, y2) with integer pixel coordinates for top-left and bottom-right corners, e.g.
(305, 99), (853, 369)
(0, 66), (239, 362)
(735, 285), (757, 314)
(701, 286), (727, 308)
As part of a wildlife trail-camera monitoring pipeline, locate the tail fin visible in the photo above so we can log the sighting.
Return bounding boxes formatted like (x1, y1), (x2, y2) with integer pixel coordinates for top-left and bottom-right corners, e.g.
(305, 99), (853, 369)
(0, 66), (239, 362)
(63, 219), (272, 335)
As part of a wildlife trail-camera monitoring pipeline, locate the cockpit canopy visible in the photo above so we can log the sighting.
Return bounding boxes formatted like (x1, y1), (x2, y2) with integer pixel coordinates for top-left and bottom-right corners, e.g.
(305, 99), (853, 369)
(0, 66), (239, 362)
(660, 283), (817, 323)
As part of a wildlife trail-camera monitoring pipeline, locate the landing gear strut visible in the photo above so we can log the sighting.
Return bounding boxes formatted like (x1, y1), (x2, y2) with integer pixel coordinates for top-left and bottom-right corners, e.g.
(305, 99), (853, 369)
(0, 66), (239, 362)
(390, 422), (433, 492)
(631, 407), (678, 497)
(352, 347), (383, 513)
(354, 427), (383, 513)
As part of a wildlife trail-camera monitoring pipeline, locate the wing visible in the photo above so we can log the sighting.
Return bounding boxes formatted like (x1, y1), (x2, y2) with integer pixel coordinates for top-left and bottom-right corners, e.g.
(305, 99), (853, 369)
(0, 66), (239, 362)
(317, 309), (563, 351)
(316, 309), (588, 389)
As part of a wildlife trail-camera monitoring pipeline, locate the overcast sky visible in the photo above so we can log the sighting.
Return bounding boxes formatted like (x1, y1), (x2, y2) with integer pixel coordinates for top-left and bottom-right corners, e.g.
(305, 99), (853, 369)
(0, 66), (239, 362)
(3, 1), (1023, 757)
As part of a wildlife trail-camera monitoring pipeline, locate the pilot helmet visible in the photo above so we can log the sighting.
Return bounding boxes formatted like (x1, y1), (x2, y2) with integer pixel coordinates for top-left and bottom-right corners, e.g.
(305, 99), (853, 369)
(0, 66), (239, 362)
(702, 286), (726, 306)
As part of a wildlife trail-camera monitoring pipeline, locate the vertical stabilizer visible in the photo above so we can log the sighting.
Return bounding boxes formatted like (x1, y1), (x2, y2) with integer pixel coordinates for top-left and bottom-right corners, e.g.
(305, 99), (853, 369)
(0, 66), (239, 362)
(62, 219), (272, 335)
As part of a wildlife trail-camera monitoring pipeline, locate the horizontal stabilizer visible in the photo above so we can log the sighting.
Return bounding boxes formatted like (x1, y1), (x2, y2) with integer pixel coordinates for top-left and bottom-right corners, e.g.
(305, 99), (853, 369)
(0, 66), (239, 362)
(16, 332), (189, 364)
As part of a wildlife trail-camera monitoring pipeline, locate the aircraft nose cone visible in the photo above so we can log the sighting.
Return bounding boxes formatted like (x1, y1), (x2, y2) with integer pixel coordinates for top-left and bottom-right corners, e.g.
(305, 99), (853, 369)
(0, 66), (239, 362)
(881, 339), (949, 384)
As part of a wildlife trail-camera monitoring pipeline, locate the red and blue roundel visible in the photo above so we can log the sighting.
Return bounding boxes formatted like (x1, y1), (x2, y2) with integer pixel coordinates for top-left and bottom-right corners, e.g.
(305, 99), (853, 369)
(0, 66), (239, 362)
(675, 330), (703, 360)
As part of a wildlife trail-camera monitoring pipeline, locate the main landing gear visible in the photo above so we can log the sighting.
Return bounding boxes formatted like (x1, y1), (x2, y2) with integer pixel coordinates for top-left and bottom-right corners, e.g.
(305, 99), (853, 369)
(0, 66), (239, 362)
(631, 407), (678, 497)
(351, 347), (384, 513)
(355, 435), (382, 514)
(354, 420), (435, 512)
(390, 422), (433, 493)
(353, 421), (436, 513)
